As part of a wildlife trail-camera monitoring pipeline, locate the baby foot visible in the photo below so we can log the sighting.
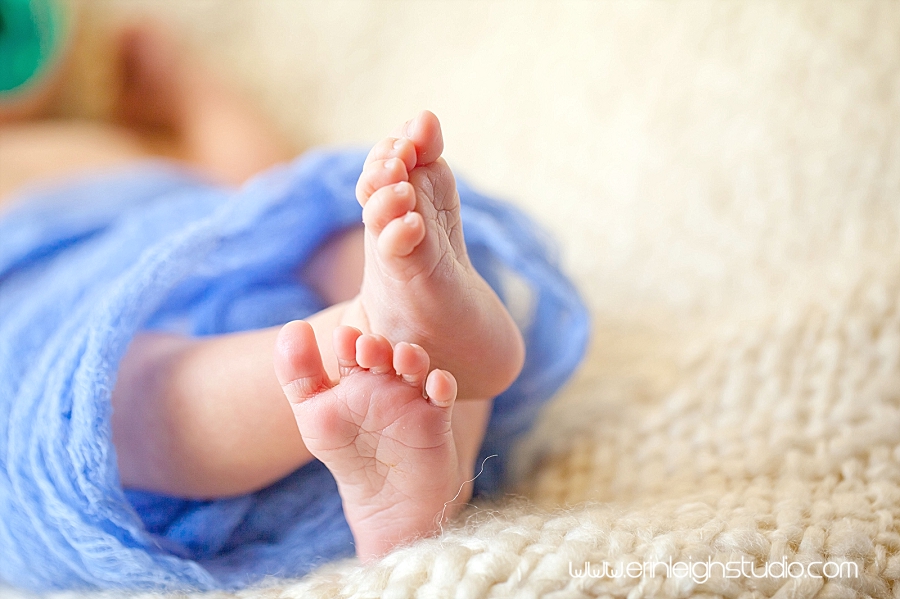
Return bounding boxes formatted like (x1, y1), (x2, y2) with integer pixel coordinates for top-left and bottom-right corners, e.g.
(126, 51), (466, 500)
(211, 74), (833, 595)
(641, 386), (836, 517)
(275, 321), (467, 561)
(344, 111), (525, 400)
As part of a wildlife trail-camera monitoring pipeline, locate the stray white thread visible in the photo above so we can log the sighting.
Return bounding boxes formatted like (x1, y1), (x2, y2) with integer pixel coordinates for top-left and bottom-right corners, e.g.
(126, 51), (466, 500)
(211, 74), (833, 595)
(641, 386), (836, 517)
(438, 454), (498, 534)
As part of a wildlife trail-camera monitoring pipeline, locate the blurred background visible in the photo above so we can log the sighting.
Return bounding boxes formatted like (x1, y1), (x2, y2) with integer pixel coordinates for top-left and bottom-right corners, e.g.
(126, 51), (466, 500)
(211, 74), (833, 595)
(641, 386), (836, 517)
(43, 2), (899, 329)
(2, 3), (899, 594)
(6, 0), (900, 476)
(8, 0), (896, 451)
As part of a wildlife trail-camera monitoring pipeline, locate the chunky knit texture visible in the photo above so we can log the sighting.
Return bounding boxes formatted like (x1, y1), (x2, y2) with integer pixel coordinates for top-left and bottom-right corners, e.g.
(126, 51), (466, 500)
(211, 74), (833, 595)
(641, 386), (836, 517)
(14, 263), (896, 597)
(5, 1), (900, 597)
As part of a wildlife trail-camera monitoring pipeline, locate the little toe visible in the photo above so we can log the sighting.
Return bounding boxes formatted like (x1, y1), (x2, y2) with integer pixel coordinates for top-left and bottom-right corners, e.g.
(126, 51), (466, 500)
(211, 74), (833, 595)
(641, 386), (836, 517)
(356, 158), (409, 206)
(393, 342), (430, 387)
(424, 369), (457, 408)
(377, 211), (426, 259)
(275, 320), (331, 403)
(333, 326), (363, 375)
(397, 110), (444, 167)
(365, 137), (417, 172)
(362, 182), (416, 234)
(356, 334), (395, 375)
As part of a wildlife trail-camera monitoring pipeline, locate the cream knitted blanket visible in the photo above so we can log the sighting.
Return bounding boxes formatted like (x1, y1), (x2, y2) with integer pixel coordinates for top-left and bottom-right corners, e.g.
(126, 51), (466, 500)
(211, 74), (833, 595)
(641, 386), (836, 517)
(7, 1), (899, 597)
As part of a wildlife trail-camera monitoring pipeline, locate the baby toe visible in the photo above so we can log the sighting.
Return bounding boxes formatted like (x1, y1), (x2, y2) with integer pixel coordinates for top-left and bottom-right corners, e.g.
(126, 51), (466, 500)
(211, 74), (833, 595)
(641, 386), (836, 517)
(393, 342), (430, 387)
(400, 110), (444, 167)
(424, 369), (457, 408)
(365, 137), (417, 173)
(356, 334), (395, 375)
(356, 157), (409, 206)
(362, 182), (416, 234)
(333, 326), (363, 375)
(274, 321), (331, 403)
(377, 211), (426, 259)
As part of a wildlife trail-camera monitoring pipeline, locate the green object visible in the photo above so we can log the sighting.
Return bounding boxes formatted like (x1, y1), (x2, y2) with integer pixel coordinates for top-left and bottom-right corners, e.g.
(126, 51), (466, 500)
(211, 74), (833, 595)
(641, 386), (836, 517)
(0, 0), (66, 95)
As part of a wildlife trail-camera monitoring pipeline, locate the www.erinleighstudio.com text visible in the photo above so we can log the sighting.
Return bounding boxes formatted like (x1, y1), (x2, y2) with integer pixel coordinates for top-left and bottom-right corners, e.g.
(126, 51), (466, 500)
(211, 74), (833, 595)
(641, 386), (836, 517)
(569, 558), (859, 584)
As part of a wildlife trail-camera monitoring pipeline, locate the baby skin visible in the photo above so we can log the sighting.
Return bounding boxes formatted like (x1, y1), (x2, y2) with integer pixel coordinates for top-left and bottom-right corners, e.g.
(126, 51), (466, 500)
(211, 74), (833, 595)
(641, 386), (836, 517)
(277, 323), (461, 560)
(1, 23), (523, 561)
(274, 112), (524, 559)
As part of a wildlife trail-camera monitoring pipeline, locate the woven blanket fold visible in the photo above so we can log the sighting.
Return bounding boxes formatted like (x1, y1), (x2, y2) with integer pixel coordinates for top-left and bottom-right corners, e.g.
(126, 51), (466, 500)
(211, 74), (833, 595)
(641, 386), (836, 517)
(0, 149), (589, 591)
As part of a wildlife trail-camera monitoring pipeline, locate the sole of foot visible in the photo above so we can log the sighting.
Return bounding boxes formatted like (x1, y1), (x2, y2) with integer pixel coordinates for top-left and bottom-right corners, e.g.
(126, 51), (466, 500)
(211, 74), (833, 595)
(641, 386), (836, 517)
(275, 320), (469, 561)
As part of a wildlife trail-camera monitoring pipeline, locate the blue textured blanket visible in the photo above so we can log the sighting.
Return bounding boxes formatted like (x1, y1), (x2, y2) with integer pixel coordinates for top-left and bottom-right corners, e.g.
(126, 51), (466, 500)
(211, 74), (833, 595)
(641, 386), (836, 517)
(0, 149), (589, 591)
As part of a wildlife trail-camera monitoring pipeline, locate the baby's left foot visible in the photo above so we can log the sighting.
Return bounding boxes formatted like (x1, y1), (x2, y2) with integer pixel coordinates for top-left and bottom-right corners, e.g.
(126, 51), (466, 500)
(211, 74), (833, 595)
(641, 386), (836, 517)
(275, 321), (469, 561)
(345, 111), (525, 400)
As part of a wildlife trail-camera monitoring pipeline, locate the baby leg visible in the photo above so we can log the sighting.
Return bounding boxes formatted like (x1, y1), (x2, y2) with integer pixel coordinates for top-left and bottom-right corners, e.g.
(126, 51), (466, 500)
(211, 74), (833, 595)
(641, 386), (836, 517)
(112, 306), (492, 501)
(1, 23), (292, 209)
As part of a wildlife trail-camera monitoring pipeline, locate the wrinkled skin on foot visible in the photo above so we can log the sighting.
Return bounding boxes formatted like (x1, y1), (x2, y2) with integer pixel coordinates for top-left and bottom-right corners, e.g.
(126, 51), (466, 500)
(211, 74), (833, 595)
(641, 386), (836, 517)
(276, 112), (525, 560)
(275, 321), (466, 561)
(343, 110), (525, 400)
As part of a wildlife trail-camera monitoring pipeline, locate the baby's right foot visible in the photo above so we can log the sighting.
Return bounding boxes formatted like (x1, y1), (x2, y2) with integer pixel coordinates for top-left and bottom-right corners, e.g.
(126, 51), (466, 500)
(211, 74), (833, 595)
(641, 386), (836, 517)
(343, 111), (525, 399)
(275, 321), (468, 561)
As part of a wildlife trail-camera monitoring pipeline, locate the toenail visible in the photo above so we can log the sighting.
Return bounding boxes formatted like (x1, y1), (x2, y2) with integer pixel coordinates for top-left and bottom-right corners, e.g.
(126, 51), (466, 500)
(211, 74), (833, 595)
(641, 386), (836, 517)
(384, 158), (398, 169)
(403, 212), (418, 225)
(392, 138), (404, 150)
(393, 182), (408, 195)
(404, 117), (416, 137)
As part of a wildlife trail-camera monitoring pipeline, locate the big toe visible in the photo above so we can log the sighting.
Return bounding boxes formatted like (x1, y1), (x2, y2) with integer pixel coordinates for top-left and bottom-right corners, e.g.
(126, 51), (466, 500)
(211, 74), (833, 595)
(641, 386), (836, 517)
(275, 320), (331, 403)
(396, 110), (444, 167)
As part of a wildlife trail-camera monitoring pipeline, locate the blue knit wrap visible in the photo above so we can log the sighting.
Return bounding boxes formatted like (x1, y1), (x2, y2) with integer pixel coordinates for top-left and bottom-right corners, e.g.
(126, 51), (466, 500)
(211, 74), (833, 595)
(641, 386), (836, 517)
(0, 149), (589, 591)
